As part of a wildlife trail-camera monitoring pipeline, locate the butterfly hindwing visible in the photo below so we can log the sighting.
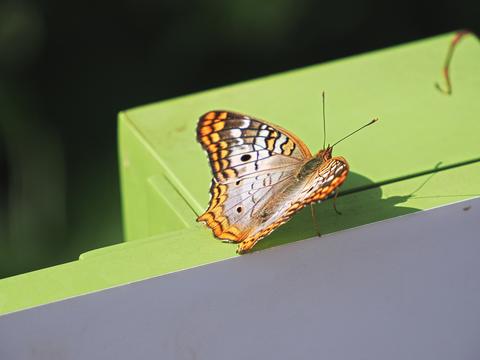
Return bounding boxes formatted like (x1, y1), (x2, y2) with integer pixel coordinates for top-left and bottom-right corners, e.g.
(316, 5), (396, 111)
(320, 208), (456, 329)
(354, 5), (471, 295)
(237, 157), (349, 253)
(197, 168), (299, 243)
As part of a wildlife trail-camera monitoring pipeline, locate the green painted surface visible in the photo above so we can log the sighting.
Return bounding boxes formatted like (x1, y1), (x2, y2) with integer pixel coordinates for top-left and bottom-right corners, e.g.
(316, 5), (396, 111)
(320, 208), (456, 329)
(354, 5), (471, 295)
(0, 33), (479, 316)
(120, 32), (480, 241)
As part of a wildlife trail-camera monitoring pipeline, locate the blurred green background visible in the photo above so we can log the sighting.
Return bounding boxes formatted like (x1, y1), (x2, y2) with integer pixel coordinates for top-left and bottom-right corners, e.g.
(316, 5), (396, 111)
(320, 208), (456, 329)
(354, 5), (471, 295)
(0, 0), (478, 278)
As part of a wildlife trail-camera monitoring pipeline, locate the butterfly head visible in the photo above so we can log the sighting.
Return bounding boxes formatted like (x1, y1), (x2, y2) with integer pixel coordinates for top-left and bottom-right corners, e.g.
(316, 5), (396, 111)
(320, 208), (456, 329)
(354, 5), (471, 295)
(315, 145), (333, 161)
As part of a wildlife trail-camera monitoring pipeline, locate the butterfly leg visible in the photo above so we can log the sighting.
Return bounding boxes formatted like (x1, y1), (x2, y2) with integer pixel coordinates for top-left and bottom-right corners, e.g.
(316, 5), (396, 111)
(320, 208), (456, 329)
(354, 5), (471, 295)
(310, 204), (321, 237)
(221, 239), (242, 244)
(333, 191), (342, 215)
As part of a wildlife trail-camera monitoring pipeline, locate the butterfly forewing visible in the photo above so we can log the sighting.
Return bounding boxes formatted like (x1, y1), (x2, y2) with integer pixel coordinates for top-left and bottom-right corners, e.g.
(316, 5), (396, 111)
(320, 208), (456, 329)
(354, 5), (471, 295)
(197, 111), (311, 183)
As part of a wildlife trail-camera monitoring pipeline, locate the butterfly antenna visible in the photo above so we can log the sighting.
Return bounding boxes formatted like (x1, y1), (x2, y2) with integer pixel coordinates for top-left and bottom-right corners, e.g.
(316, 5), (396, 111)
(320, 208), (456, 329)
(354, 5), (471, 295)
(322, 91), (327, 150)
(331, 118), (378, 148)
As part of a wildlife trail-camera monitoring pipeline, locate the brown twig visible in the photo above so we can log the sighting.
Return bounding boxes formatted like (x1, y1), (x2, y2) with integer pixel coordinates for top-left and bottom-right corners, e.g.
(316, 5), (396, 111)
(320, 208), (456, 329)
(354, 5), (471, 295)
(435, 30), (471, 95)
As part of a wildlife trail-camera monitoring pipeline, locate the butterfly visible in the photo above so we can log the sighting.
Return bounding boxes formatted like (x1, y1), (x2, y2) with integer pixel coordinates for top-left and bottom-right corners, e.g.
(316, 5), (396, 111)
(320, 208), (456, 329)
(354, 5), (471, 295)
(196, 109), (376, 254)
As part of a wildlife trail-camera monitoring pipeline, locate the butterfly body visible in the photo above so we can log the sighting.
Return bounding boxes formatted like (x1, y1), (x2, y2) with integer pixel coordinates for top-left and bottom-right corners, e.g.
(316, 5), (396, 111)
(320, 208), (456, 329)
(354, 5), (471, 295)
(197, 110), (349, 254)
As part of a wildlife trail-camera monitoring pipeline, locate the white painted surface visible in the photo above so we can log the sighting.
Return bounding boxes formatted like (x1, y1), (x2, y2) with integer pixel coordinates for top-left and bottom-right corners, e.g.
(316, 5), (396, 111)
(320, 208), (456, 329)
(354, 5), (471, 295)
(1, 198), (479, 360)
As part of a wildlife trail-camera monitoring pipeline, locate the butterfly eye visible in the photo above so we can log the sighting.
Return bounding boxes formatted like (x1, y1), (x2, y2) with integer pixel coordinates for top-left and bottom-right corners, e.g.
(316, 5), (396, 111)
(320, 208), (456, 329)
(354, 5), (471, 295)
(236, 207), (243, 213)
(240, 154), (251, 162)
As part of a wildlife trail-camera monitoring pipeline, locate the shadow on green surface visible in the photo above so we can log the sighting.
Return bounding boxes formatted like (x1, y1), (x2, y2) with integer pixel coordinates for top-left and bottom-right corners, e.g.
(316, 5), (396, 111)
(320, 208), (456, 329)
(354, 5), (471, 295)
(252, 171), (421, 252)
